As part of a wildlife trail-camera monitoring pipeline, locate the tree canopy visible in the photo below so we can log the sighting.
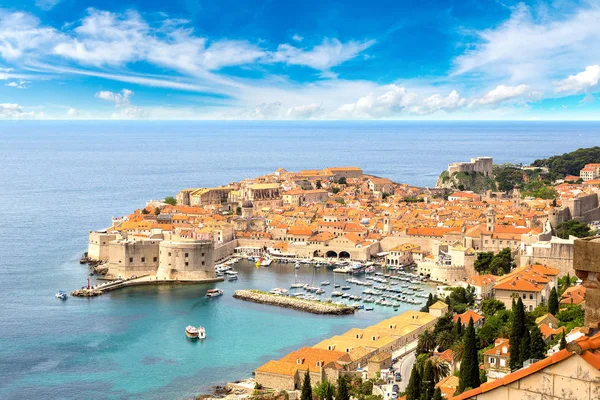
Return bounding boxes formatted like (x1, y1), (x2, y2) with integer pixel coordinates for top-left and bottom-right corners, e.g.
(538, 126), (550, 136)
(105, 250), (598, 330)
(474, 248), (515, 276)
(164, 196), (177, 205)
(532, 146), (600, 179)
(556, 220), (596, 239)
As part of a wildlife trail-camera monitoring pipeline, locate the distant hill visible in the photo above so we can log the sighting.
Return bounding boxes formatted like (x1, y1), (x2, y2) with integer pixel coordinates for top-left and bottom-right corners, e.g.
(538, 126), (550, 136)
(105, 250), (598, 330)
(532, 146), (600, 179)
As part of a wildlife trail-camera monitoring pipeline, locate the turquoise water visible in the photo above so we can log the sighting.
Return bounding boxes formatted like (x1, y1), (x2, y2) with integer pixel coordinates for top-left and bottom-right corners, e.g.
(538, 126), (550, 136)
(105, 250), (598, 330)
(1, 121), (600, 399)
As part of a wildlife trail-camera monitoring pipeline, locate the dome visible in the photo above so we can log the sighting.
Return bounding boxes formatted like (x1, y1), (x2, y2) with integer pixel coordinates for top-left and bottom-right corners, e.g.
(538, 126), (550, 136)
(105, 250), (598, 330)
(242, 200), (253, 208)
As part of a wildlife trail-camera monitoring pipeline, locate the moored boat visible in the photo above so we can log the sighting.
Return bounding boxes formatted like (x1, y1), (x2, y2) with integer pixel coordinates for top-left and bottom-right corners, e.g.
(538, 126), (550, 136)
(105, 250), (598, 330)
(55, 290), (68, 300)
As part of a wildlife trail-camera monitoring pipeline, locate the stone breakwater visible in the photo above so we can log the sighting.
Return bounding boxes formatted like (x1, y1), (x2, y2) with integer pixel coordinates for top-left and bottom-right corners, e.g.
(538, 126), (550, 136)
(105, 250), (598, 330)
(233, 290), (355, 315)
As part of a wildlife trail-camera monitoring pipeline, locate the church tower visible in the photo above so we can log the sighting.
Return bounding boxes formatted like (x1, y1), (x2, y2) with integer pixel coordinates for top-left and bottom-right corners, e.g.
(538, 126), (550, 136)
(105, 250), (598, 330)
(486, 207), (496, 233)
(512, 186), (521, 209)
(383, 212), (391, 235)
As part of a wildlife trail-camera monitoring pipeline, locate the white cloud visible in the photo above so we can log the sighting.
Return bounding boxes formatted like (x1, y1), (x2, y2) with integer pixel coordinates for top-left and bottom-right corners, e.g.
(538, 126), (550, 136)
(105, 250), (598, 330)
(270, 38), (375, 72)
(66, 107), (79, 117)
(285, 103), (323, 119)
(234, 102), (282, 119)
(453, 3), (600, 84)
(409, 90), (466, 115)
(95, 88), (147, 119)
(333, 85), (418, 118)
(292, 34), (303, 42)
(35, 0), (61, 11)
(0, 10), (61, 61)
(0, 103), (37, 119)
(475, 84), (541, 106)
(5, 80), (28, 88)
(554, 65), (600, 94)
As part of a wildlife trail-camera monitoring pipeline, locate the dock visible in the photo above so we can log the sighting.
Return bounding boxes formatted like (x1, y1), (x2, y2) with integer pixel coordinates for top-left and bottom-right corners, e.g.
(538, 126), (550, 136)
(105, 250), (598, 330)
(233, 289), (355, 315)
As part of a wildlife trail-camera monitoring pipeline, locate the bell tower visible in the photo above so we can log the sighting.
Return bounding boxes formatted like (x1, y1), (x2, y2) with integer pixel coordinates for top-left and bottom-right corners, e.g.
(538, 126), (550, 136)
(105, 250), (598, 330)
(486, 207), (496, 233)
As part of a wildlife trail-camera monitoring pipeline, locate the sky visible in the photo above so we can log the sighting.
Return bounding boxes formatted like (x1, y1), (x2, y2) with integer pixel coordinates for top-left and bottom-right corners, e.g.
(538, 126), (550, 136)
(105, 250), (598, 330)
(2, 0), (600, 120)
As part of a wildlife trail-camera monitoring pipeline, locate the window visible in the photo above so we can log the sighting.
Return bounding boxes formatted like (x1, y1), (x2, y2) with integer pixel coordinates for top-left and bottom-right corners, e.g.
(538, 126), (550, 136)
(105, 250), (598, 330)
(489, 357), (496, 364)
(529, 294), (533, 299)
(500, 359), (506, 367)
(129, 257), (133, 262)
(202, 261), (205, 266)
(153, 257), (158, 262)
(202, 253), (205, 257)
(141, 257), (145, 262)
(185, 262), (189, 266)
(185, 253), (189, 257)
(168, 252), (171, 256)
(523, 294), (526, 299)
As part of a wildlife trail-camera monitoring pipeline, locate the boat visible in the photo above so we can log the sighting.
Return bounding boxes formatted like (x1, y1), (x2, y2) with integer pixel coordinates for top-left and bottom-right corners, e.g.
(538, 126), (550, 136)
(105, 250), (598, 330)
(294, 262), (300, 269)
(197, 326), (206, 339)
(341, 285), (351, 290)
(186, 326), (199, 339)
(261, 259), (273, 267)
(365, 307), (374, 311)
(320, 281), (330, 286)
(228, 275), (238, 281)
(206, 289), (223, 298)
(331, 291), (343, 297)
(55, 290), (68, 300)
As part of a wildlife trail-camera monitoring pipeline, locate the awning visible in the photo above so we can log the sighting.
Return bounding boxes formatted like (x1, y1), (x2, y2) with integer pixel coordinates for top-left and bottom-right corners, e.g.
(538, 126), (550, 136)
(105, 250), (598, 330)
(376, 251), (389, 257)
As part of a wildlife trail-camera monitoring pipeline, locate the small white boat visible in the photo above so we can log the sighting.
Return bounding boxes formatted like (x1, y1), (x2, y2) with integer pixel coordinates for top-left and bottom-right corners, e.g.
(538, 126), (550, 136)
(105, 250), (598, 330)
(320, 281), (330, 286)
(206, 289), (223, 298)
(197, 326), (206, 339)
(55, 290), (68, 300)
(228, 275), (238, 281)
(186, 326), (199, 339)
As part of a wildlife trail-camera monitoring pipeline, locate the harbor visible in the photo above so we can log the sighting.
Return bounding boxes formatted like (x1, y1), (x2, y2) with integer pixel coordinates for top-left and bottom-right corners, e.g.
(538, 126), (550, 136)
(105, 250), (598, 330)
(233, 290), (355, 315)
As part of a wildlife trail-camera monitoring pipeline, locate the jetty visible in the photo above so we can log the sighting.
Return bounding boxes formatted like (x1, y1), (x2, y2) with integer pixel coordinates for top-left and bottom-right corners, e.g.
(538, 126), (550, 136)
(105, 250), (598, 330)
(233, 290), (355, 315)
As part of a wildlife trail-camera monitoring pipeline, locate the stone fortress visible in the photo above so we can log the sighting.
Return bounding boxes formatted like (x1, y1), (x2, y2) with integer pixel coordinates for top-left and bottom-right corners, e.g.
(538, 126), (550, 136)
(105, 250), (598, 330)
(448, 156), (494, 177)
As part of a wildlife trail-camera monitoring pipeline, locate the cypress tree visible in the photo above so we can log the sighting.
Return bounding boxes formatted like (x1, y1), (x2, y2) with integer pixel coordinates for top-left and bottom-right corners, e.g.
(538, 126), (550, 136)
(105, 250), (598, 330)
(510, 298), (526, 371)
(530, 325), (547, 360)
(559, 332), (568, 350)
(432, 387), (442, 400)
(518, 328), (531, 366)
(548, 287), (559, 315)
(301, 371), (312, 400)
(453, 317), (463, 337)
(405, 363), (421, 400)
(459, 317), (480, 393)
(421, 360), (435, 400)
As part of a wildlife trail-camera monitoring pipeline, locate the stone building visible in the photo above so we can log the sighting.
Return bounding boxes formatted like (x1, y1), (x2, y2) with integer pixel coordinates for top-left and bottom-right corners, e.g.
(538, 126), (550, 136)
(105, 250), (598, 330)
(520, 236), (574, 276)
(447, 157), (493, 177)
(243, 183), (283, 209)
(88, 231), (118, 261)
(483, 338), (511, 382)
(452, 333), (600, 400)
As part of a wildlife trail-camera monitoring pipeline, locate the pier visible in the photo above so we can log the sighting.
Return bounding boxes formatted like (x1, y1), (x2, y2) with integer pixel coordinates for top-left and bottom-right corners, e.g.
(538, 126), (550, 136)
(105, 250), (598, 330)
(233, 289), (355, 315)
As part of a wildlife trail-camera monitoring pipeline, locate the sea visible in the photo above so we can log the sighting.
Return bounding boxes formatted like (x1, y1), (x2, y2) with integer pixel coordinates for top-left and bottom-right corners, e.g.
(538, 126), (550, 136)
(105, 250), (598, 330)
(1, 121), (599, 400)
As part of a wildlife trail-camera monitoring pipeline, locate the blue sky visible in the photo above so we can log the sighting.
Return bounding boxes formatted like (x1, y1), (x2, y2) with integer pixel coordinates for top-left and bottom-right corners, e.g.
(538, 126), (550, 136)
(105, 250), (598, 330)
(1, 0), (600, 119)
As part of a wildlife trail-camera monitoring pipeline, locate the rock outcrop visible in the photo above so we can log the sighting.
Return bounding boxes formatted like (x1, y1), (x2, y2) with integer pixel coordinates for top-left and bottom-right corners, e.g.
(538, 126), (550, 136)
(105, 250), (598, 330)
(233, 290), (355, 315)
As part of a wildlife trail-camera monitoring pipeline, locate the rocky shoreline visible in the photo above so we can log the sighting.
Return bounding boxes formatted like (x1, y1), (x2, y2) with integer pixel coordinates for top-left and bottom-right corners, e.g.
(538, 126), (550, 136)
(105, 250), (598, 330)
(233, 290), (355, 315)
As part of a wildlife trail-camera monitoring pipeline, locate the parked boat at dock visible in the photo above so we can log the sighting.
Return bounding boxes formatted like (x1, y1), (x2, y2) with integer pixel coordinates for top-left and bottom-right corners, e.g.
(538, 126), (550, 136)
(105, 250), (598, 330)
(206, 289), (223, 298)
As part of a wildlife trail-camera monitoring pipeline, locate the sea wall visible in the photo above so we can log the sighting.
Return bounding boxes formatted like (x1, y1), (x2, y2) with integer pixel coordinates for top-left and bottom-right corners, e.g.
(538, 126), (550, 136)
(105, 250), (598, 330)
(233, 290), (355, 315)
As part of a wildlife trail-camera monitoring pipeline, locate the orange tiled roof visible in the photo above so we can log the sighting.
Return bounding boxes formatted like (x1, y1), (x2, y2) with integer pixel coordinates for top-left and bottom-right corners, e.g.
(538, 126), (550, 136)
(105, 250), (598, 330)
(452, 333), (600, 400)
(452, 310), (483, 325)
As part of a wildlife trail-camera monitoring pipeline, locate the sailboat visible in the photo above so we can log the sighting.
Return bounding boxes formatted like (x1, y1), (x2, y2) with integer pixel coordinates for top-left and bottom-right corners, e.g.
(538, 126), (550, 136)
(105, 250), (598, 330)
(290, 267), (303, 288)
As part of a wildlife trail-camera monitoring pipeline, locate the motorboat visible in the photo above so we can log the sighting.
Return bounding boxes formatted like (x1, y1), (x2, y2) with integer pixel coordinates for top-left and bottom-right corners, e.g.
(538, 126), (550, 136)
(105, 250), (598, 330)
(55, 290), (68, 300)
(341, 286), (351, 291)
(206, 289), (223, 298)
(228, 275), (238, 281)
(320, 281), (330, 286)
(186, 326), (199, 339)
(331, 291), (343, 297)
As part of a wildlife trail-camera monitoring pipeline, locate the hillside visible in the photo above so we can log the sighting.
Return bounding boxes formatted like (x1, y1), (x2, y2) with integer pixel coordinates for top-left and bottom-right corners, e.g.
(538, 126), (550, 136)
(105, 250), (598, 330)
(436, 170), (496, 192)
(532, 146), (600, 179)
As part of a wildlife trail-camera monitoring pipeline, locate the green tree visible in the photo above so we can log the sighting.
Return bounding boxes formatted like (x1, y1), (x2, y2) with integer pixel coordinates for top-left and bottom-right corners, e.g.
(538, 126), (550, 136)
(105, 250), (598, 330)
(164, 196), (177, 205)
(336, 376), (349, 400)
(417, 329), (436, 355)
(433, 313), (454, 337)
(477, 309), (511, 348)
(556, 220), (595, 239)
(338, 177), (347, 185)
(314, 380), (335, 400)
(302, 371), (312, 400)
(529, 325), (547, 360)
(548, 287), (559, 316)
(459, 318), (480, 393)
(452, 318), (463, 338)
(332, 187), (340, 194)
(432, 387), (442, 400)
(436, 331), (455, 352)
(480, 298), (506, 318)
(510, 298), (526, 371)
(405, 364), (421, 400)
(154, 207), (161, 215)
(518, 328), (531, 366)
(556, 304), (585, 331)
(559, 332), (567, 350)
(429, 356), (450, 384)
(474, 252), (494, 274)
(421, 360), (435, 400)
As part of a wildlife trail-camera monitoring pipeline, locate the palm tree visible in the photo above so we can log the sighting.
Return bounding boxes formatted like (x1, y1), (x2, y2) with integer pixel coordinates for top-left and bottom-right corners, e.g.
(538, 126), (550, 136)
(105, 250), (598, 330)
(428, 356), (450, 383)
(451, 342), (464, 366)
(417, 329), (436, 354)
